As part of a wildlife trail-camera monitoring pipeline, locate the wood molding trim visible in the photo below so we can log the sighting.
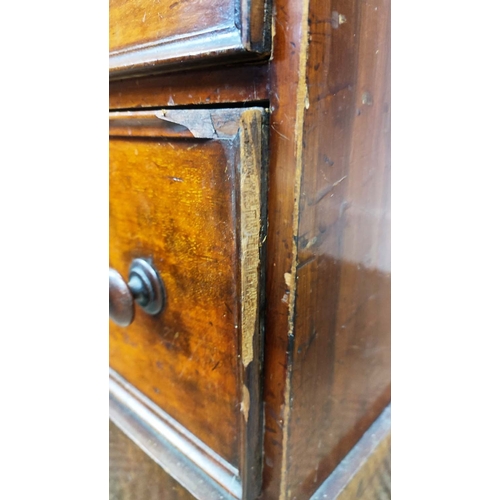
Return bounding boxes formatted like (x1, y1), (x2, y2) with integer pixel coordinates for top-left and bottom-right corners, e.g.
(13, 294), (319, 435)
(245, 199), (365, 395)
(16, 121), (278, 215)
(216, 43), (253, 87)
(110, 368), (242, 500)
(109, 0), (270, 80)
(310, 404), (391, 500)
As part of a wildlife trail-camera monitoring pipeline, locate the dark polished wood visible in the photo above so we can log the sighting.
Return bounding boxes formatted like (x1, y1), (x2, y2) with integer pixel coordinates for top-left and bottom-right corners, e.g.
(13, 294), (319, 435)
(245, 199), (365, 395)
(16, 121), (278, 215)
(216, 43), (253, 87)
(261, 0), (390, 498)
(110, 0), (270, 78)
(109, 64), (269, 110)
(286, 0), (391, 497)
(109, 107), (266, 499)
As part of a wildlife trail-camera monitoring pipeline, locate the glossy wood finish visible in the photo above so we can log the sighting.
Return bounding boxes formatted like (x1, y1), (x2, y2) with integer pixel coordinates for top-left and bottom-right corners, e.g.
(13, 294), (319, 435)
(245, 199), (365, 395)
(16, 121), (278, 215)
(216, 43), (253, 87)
(274, 1), (391, 498)
(261, 0), (391, 498)
(109, 64), (269, 110)
(259, 0), (309, 497)
(110, 0), (270, 78)
(110, 118), (240, 466)
(110, 420), (196, 500)
(289, 0), (391, 495)
(109, 108), (266, 499)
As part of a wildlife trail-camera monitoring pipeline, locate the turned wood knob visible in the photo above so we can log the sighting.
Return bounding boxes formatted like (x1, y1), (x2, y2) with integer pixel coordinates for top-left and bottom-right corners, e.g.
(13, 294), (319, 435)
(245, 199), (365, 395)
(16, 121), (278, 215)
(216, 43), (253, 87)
(109, 258), (165, 327)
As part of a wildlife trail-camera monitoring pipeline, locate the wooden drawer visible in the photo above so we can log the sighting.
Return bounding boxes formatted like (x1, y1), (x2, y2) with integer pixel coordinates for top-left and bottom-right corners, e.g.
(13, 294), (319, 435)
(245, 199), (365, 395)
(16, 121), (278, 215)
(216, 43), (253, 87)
(109, 107), (266, 498)
(109, 0), (270, 79)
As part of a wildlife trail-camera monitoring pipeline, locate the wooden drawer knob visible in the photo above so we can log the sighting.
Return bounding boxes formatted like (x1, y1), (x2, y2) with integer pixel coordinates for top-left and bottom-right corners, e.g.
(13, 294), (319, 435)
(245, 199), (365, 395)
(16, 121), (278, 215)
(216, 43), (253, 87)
(109, 259), (165, 327)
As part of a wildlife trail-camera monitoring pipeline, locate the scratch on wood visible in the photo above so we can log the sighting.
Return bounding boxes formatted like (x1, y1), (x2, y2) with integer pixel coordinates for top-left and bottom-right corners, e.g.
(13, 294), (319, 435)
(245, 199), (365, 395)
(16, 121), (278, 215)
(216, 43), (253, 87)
(308, 175), (347, 206)
(297, 254), (318, 270)
(271, 123), (290, 141)
(239, 110), (262, 369)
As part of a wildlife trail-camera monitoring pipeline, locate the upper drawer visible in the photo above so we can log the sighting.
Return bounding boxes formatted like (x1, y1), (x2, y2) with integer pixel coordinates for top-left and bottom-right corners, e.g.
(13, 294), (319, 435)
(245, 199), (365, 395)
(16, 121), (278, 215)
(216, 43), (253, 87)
(109, 0), (271, 79)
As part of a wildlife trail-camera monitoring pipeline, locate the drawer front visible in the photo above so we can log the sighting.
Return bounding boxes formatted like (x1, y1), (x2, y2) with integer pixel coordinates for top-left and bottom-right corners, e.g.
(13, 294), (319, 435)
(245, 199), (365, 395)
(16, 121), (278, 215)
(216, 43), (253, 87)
(109, 108), (266, 492)
(109, 0), (270, 78)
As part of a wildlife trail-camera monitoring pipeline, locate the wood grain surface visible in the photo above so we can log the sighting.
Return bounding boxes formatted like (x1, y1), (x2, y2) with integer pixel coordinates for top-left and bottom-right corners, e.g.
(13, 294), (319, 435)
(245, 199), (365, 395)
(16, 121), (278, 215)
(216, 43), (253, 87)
(261, 0), (391, 498)
(109, 108), (266, 498)
(110, 0), (234, 53)
(110, 420), (196, 500)
(109, 64), (269, 110)
(288, 0), (391, 496)
(109, 0), (270, 78)
(110, 127), (240, 466)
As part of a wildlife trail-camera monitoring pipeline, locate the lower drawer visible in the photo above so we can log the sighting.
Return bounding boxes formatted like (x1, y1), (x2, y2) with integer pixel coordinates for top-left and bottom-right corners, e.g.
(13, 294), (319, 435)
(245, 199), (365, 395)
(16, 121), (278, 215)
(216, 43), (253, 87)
(109, 107), (266, 498)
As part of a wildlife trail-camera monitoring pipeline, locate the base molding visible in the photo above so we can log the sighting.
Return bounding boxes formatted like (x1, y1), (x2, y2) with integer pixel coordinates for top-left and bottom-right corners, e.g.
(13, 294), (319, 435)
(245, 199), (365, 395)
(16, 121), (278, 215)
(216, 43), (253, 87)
(311, 405), (391, 500)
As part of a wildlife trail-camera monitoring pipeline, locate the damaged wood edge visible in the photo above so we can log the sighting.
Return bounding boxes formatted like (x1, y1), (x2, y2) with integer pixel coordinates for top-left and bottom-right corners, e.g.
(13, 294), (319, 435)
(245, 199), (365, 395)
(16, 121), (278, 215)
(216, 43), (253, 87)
(278, 1), (311, 498)
(239, 110), (262, 371)
(310, 405), (391, 500)
(109, 109), (244, 139)
(237, 108), (266, 500)
(240, 0), (272, 52)
(109, 368), (241, 500)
